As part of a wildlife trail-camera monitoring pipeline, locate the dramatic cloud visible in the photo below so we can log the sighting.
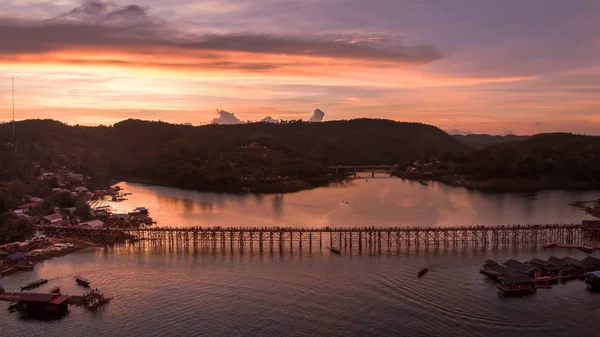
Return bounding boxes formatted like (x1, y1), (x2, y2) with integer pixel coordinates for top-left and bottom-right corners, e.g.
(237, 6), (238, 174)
(259, 116), (279, 123)
(54, 1), (151, 24)
(308, 109), (325, 122)
(211, 110), (244, 125)
(0, 2), (442, 71)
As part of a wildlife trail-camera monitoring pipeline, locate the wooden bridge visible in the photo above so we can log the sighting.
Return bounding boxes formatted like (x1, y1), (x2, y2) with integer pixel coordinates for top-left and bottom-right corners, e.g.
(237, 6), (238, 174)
(327, 165), (400, 178)
(36, 223), (600, 253)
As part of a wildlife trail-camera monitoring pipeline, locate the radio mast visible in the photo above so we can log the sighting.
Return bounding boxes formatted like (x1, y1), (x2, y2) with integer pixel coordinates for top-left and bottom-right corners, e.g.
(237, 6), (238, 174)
(12, 76), (15, 146)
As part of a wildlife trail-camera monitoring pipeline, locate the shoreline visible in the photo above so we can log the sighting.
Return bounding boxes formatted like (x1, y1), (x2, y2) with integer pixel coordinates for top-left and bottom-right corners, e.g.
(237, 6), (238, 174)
(114, 175), (337, 194)
(1, 238), (98, 279)
(119, 173), (600, 195)
(401, 175), (600, 193)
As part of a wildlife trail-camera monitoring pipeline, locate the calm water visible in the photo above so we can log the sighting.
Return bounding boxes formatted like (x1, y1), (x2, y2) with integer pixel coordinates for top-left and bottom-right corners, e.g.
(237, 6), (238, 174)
(91, 177), (597, 227)
(1, 246), (599, 337)
(2, 179), (600, 336)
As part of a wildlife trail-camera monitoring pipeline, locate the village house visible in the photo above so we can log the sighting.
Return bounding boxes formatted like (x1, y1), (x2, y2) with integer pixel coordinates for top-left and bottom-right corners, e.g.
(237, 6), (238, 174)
(41, 213), (63, 225)
(79, 220), (105, 229)
(18, 202), (40, 211)
(66, 172), (84, 181)
(14, 293), (70, 316)
(503, 259), (541, 278)
(526, 258), (560, 277)
(74, 186), (88, 193)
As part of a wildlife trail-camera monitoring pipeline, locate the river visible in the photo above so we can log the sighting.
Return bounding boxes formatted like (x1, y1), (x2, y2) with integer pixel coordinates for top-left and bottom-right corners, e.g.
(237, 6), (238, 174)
(2, 178), (600, 336)
(91, 176), (597, 227)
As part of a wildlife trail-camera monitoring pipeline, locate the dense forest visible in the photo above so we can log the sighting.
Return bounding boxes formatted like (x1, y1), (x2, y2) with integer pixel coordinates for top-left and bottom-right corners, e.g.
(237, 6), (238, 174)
(451, 133), (600, 190)
(2, 119), (600, 194)
(454, 134), (529, 149)
(0, 119), (468, 193)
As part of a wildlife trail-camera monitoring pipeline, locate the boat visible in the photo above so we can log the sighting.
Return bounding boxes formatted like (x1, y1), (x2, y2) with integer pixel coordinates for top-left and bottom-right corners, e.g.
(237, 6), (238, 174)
(417, 268), (429, 277)
(76, 276), (91, 287)
(133, 207), (149, 214)
(328, 246), (341, 255)
(7, 302), (17, 312)
(543, 243), (557, 249)
(20, 279), (48, 291)
(50, 287), (61, 293)
(578, 246), (593, 254)
(16, 261), (34, 271)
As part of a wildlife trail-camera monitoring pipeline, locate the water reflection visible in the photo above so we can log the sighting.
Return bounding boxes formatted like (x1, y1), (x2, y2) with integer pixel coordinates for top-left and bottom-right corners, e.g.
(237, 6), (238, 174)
(87, 177), (600, 228)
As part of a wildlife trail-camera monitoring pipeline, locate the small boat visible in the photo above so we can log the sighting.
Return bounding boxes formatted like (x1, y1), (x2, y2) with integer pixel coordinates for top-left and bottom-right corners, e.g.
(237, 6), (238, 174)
(50, 287), (61, 293)
(76, 276), (91, 287)
(20, 279), (48, 291)
(578, 246), (593, 254)
(133, 207), (149, 214)
(16, 261), (34, 271)
(543, 243), (557, 249)
(417, 268), (429, 277)
(328, 246), (341, 255)
(7, 302), (18, 312)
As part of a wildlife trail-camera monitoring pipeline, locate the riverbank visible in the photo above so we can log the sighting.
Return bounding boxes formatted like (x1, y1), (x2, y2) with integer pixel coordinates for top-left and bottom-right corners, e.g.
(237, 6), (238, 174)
(1, 238), (97, 278)
(571, 200), (600, 218)
(115, 175), (332, 194)
(402, 174), (600, 193)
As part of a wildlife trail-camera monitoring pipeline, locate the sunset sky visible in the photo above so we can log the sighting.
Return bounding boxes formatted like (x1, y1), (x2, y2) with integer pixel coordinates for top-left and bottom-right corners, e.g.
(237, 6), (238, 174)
(1, 0), (599, 134)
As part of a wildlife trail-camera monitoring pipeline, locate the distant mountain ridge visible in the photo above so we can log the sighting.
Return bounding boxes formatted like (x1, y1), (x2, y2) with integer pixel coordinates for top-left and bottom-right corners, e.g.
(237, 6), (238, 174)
(454, 134), (530, 149)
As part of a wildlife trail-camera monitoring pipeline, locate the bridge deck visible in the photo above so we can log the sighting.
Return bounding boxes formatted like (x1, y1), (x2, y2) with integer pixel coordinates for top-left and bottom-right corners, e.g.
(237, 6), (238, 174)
(36, 224), (600, 252)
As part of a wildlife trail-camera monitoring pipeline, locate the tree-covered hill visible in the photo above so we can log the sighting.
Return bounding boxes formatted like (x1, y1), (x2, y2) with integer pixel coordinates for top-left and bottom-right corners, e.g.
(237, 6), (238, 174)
(0, 118), (469, 192)
(454, 134), (530, 149)
(454, 133), (600, 189)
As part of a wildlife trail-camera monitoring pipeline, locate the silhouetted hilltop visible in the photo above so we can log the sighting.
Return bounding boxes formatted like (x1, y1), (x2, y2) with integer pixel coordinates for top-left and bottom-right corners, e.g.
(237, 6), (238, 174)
(453, 132), (600, 189)
(454, 134), (529, 149)
(1, 118), (468, 192)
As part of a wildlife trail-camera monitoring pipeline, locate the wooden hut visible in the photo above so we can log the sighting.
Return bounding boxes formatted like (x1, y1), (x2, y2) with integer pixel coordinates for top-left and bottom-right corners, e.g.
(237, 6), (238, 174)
(480, 260), (509, 279)
(526, 258), (559, 277)
(496, 272), (536, 295)
(503, 259), (541, 278)
(15, 293), (70, 316)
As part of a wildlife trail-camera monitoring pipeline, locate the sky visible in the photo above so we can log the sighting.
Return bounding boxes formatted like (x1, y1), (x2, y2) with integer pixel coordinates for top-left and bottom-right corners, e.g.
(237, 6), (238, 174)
(1, 0), (599, 134)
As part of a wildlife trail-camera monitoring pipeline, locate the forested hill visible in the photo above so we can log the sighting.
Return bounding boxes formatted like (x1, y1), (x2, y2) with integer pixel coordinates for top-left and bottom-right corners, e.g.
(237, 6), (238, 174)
(0, 118), (468, 192)
(454, 134), (530, 149)
(457, 133), (600, 183)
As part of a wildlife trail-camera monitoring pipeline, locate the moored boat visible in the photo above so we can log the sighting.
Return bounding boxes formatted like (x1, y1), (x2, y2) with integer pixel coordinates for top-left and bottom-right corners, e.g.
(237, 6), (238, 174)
(76, 276), (91, 287)
(50, 287), (61, 293)
(7, 302), (17, 312)
(417, 268), (429, 277)
(328, 246), (341, 255)
(20, 279), (48, 291)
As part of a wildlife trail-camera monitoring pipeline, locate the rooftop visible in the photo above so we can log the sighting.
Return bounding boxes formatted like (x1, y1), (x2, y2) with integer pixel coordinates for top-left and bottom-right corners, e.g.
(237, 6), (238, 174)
(499, 271), (534, 285)
(503, 259), (538, 274)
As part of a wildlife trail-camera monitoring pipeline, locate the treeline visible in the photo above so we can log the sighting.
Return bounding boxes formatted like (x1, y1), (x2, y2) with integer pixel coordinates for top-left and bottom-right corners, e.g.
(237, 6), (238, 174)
(453, 133), (600, 183)
(2, 119), (600, 194)
(0, 119), (468, 192)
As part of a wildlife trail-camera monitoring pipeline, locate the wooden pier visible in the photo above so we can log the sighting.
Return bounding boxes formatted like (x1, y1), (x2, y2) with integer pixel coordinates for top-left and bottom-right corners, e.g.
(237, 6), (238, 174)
(36, 223), (600, 253)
